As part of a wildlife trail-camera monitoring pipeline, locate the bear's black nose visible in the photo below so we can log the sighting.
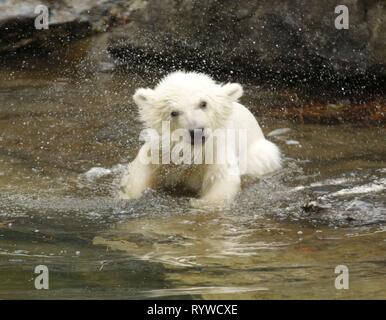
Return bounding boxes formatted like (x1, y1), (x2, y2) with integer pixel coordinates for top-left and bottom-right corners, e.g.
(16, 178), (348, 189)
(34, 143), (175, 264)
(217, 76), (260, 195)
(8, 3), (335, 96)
(189, 128), (205, 145)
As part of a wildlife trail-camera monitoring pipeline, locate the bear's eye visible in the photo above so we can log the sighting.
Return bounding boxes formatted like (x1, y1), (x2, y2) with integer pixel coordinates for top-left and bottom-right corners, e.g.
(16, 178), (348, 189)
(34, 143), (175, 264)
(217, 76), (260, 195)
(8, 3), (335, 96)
(199, 101), (207, 109)
(170, 111), (179, 117)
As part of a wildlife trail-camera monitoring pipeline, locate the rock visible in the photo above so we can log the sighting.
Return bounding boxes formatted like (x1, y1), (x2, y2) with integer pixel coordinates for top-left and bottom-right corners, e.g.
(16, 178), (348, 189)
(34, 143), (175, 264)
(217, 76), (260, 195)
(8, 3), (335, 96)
(0, 0), (126, 54)
(1, 0), (385, 99)
(0, 0), (88, 54)
(108, 0), (386, 93)
(302, 201), (328, 213)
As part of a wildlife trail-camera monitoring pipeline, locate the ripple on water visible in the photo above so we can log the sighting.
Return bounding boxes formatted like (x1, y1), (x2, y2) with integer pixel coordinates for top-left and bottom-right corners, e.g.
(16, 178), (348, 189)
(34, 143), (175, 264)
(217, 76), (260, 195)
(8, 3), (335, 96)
(298, 171), (386, 226)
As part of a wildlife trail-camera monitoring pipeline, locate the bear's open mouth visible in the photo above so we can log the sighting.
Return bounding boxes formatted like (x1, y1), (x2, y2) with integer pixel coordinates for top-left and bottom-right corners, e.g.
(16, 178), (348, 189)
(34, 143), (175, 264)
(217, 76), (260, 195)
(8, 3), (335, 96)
(190, 136), (206, 145)
(189, 129), (206, 145)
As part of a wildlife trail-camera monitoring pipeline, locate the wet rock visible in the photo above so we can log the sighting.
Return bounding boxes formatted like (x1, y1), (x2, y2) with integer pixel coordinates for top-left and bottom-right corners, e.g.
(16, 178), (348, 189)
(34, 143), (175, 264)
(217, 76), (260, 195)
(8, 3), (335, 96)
(3, 1), (386, 87)
(0, 0), (127, 54)
(0, 1), (89, 54)
(108, 0), (386, 93)
(1, 1), (385, 124)
(299, 174), (386, 226)
(302, 201), (329, 214)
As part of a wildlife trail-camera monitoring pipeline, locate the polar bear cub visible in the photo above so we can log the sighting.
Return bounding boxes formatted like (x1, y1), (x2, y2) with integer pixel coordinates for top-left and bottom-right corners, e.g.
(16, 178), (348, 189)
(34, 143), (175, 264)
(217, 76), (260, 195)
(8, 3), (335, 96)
(120, 71), (281, 206)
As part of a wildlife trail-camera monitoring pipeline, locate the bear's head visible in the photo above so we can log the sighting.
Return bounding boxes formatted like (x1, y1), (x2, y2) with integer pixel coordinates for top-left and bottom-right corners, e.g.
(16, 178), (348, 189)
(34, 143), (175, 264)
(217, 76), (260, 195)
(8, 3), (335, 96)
(133, 71), (243, 145)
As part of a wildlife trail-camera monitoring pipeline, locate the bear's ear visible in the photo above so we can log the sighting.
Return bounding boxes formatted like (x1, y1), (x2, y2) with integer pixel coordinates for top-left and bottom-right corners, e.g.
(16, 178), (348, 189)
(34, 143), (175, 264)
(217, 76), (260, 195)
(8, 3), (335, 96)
(133, 88), (155, 108)
(221, 83), (243, 101)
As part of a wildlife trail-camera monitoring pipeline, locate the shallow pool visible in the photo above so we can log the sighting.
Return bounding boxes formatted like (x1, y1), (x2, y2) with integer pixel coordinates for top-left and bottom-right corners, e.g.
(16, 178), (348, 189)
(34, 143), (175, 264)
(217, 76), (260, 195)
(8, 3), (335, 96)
(0, 41), (385, 299)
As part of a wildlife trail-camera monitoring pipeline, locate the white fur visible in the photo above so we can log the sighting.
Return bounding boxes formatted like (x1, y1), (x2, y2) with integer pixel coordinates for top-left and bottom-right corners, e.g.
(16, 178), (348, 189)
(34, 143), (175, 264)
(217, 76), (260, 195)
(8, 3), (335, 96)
(120, 71), (282, 206)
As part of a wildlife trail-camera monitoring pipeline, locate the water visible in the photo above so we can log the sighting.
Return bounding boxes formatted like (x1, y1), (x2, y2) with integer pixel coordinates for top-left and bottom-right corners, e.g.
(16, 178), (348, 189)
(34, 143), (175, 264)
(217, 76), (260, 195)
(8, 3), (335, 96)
(0, 37), (385, 299)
